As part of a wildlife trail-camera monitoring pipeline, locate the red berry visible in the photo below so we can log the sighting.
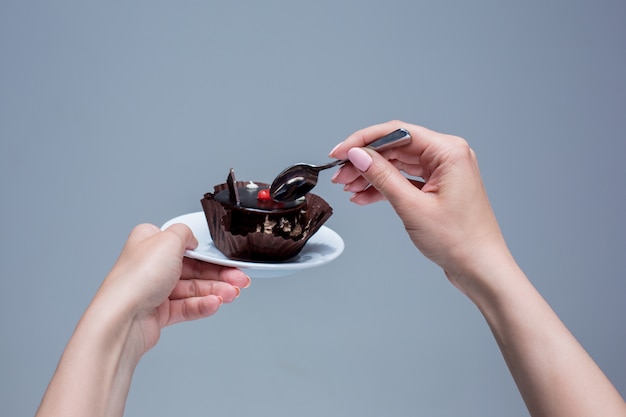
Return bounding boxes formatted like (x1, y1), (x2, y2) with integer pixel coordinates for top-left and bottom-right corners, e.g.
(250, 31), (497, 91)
(257, 189), (271, 200)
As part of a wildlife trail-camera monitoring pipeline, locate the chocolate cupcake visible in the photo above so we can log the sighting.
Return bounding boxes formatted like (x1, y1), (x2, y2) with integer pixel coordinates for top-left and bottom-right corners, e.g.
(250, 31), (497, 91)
(201, 169), (332, 262)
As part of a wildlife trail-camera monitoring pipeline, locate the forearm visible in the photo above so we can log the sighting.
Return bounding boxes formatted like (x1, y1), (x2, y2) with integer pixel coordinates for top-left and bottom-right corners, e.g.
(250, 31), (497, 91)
(464, 250), (626, 417)
(35, 297), (142, 417)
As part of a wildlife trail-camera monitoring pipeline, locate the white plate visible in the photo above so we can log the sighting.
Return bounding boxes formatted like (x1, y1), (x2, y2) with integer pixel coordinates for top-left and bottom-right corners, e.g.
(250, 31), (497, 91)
(161, 212), (344, 278)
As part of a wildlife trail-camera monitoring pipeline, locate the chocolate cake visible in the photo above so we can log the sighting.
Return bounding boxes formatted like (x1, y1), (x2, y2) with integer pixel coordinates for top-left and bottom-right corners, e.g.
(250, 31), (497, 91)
(201, 169), (332, 262)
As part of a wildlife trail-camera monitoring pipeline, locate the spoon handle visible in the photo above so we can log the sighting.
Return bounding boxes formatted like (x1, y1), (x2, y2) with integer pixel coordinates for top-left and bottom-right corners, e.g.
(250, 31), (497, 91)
(316, 158), (347, 171)
(366, 128), (412, 152)
(317, 128), (412, 171)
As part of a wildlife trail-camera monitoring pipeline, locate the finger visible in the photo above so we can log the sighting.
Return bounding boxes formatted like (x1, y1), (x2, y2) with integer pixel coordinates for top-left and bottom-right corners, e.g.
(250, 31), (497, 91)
(349, 186), (387, 205)
(382, 148), (422, 166)
(344, 160), (424, 193)
(329, 120), (408, 160)
(350, 178), (425, 205)
(169, 279), (241, 303)
(329, 120), (440, 161)
(181, 258), (251, 289)
(330, 163), (362, 185)
(162, 223), (198, 251)
(333, 154), (424, 191)
(389, 159), (425, 178)
(166, 295), (224, 326)
(124, 223), (161, 247)
(347, 147), (429, 213)
(343, 175), (371, 193)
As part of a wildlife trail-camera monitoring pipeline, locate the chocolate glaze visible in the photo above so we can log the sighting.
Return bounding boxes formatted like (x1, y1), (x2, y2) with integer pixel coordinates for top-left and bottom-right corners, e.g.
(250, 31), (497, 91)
(214, 184), (304, 213)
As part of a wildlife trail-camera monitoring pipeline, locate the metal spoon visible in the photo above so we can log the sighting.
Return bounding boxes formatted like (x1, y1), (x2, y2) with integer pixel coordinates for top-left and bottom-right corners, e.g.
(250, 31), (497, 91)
(269, 128), (412, 201)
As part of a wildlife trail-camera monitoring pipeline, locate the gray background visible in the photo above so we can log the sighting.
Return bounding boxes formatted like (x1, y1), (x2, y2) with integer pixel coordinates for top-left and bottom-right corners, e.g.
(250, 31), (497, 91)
(1, 1), (625, 416)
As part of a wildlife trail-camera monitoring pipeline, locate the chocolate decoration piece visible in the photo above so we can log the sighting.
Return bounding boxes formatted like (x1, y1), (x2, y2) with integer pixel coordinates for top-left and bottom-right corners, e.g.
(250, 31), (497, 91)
(226, 168), (240, 205)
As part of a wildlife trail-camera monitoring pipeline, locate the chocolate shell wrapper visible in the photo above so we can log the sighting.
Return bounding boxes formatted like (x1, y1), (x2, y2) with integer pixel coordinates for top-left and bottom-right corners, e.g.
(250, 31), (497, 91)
(201, 181), (333, 262)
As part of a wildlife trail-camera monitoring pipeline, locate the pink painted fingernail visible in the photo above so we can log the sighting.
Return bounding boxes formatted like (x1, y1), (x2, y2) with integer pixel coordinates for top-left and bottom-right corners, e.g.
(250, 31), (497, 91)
(330, 167), (342, 183)
(347, 148), (372, 172)
(328, 143), (342, 157)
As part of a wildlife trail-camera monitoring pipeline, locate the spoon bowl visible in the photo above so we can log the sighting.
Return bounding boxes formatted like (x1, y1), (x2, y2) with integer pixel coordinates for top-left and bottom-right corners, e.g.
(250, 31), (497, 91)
(270, 128), (411, 201)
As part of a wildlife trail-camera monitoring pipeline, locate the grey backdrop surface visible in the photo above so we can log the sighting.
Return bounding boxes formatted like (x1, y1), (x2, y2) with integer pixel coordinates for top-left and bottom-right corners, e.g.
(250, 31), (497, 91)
(1, 1), (625, 416)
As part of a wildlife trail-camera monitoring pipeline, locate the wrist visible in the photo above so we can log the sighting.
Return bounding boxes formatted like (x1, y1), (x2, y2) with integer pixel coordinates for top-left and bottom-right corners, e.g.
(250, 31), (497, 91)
(444, 238), (524, 308)
(81, 291), (146, 366)
(88, 267), (156, 358)
(36, 292), (144, 417)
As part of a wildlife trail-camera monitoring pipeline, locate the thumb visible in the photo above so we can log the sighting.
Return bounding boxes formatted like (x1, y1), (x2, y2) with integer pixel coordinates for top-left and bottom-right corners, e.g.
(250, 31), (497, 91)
(123, 223), (161, 248)
(161, 223), (199, 251)
(347, 147), (426, 210)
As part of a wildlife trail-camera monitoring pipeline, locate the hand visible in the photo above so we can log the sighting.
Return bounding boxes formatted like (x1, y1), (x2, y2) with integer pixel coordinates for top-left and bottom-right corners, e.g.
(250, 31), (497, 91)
(329, 120), (508, 292)
(95, 223), (251, 355)
(329, 120), (626, 417)
(35, 223), (250, 417)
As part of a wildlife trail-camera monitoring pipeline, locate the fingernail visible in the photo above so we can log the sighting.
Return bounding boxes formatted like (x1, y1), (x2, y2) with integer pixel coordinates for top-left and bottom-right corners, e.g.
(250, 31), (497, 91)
(330, 167), (341, 183)
(347, 148), (372, 172)
(328, 143), (341, 157)
(242, 275), (251, 288)
(343, 182), (359, 192)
